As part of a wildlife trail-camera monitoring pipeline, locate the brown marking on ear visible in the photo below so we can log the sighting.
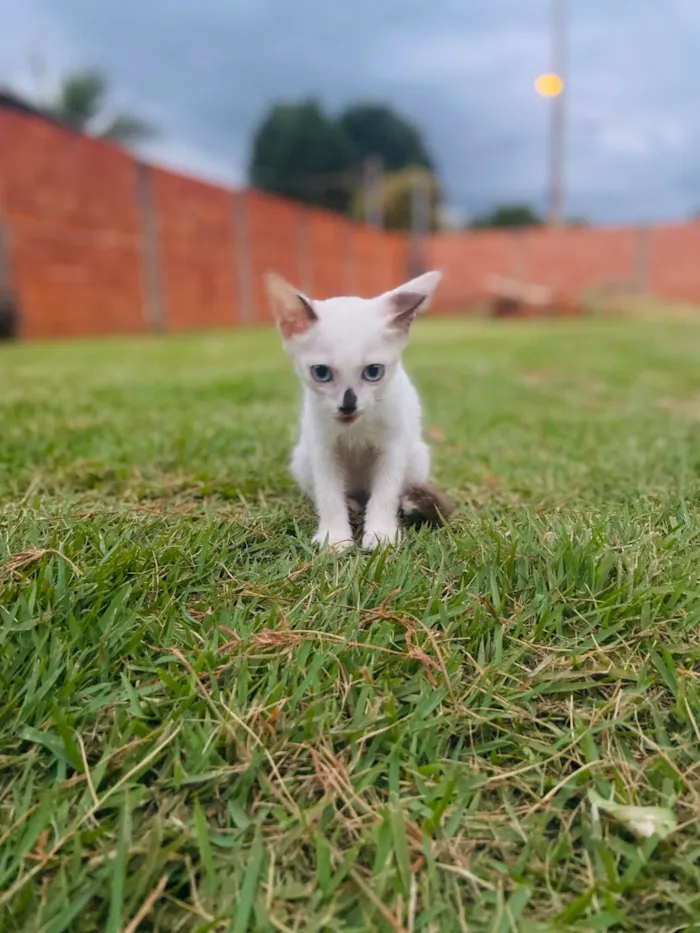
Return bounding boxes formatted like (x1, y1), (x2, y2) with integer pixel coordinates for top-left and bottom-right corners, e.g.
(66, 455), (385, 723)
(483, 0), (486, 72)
(265, 272), (317, 339)
(279, 295), (316, 339)
(389, 291), (427, 331)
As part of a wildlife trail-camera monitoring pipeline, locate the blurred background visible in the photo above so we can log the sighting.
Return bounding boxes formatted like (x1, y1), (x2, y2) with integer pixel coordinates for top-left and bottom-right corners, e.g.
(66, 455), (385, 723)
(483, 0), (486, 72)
(1, 0), (699, 339)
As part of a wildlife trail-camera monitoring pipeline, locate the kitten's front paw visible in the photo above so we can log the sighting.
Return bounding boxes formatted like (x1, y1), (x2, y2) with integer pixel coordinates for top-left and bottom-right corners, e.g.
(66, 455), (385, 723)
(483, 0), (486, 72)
(361, 524), (402, 550)
(312, 527), (354, 552)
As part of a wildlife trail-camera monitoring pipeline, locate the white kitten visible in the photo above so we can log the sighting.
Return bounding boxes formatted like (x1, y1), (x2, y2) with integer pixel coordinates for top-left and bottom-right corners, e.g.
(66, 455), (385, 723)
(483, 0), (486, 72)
(266, 271), (451, 551)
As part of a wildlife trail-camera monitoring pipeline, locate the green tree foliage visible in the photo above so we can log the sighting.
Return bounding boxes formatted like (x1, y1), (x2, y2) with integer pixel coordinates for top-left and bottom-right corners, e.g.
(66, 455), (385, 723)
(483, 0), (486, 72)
(249, 100), (436, 218)
(470, 204), (543, 229)
(7, 66), (156, 146)
(338, 104), (434, 172)
(51, 70), (107, 129)
(249, 101), (355, 213)
(49, 69), (155, 144)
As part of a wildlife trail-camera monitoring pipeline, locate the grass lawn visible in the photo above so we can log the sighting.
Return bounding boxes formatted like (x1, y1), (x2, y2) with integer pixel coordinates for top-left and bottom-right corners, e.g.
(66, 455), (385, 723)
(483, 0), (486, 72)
(2, 316), (700, 932)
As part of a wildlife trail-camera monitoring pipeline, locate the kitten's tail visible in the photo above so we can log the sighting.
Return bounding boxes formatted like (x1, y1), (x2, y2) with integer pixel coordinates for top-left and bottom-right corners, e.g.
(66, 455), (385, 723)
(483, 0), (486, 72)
(400, 483), (452, 528)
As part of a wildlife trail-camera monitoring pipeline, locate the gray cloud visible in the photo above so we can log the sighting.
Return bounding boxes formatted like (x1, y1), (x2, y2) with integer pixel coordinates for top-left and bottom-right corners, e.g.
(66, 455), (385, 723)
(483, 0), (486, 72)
(2, 0), (699, 222)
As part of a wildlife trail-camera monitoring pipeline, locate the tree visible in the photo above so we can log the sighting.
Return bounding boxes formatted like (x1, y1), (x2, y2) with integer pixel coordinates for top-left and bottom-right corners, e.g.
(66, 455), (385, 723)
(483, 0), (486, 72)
(351, 167), (441, 231)
(9, 64), (156, 146)
(48, 69), (155, 145)
(248, 100), (437, 216)
(338, 104), (434, 172)
(249, 101), (356, 213)
(470, 204), (543, 229)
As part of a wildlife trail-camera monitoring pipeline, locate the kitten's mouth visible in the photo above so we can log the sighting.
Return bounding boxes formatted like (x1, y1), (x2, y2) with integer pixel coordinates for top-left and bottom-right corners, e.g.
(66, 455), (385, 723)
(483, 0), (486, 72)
(336, 412), (360, 424)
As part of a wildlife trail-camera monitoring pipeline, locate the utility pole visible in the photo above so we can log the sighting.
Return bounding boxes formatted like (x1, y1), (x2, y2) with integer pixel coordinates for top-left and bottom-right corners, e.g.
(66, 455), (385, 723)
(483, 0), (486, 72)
(548, 0), (569, 227)
(363, 156), (384, 228)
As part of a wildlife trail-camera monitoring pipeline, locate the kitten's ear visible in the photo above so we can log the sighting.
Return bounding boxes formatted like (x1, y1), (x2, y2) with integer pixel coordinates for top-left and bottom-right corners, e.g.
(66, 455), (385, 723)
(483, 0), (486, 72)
(265, 272), (317, 339)
(382, 271), (442, 332)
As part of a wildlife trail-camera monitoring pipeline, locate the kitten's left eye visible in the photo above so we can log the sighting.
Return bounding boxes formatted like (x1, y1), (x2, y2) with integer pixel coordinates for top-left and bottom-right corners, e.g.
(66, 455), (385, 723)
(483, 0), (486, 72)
(362, 364), (385, 382)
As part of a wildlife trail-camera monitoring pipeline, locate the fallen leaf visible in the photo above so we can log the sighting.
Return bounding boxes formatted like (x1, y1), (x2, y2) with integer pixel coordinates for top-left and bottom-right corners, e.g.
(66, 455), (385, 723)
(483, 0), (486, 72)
(588, 789), (676, 839)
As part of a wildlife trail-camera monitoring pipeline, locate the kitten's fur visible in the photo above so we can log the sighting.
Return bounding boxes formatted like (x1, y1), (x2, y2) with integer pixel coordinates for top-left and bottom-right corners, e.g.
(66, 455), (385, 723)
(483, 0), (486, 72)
(266, 271), (451, 550)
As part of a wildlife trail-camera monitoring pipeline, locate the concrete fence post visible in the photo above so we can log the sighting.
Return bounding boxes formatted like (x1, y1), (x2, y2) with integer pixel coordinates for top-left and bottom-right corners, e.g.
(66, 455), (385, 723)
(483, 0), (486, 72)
(343, 224), (356, 295)
(409, 170), (431, 276)
(634, 226), (650, 292)
(136, 162), (165, 331)
(510, 229), (528, 286)
(297, 207), (312, 296)
(233, 191), (255, 324)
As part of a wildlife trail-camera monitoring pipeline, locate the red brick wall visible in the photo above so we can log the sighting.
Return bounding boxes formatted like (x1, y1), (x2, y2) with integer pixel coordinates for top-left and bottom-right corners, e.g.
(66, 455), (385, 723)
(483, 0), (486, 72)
(521, 226), (637, 303)
(427, 230), (513, 312)
(353, 228), (408, 298)
(2, 106), (700, 340)
(150, 167), (238, 331)
(245, 189), (304, 326)
(648, 224), (700, 305)
(0, 108), (144, 338)
(306, 207), (349, 299)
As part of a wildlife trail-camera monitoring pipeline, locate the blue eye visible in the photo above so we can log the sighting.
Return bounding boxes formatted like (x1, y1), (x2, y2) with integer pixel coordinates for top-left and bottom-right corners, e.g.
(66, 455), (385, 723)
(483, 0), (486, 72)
(362, 364), (385, 382)
(310, 365), (333, 383)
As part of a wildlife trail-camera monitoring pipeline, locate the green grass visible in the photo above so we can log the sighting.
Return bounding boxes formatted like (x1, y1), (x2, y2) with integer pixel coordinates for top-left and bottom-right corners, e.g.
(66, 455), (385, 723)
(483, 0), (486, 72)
(2, 317), (700, 932)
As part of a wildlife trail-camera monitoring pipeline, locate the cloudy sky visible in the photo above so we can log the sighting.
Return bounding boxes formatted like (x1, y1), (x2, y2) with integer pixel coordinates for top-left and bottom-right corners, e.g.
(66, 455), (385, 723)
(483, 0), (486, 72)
(3, 0), (699, 224)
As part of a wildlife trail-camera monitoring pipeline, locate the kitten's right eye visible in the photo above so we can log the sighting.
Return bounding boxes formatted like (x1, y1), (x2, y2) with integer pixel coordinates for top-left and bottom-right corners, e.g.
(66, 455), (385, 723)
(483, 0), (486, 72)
(310, 365), (333, 383)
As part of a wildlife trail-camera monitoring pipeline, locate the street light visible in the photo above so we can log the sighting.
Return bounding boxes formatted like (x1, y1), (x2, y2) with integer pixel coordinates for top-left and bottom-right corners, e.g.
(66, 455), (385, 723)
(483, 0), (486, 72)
(535, 73), (564, 98)
(535, 0), (569, 227)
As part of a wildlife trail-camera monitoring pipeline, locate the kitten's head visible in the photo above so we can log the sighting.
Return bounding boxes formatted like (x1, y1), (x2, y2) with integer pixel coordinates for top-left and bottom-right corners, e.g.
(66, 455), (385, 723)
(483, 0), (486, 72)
(266, 271), (442, 424)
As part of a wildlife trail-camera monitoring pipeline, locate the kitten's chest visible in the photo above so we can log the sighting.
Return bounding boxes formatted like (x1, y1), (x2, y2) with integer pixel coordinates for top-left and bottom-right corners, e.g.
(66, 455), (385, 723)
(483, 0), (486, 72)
(334, 432), (380, 491)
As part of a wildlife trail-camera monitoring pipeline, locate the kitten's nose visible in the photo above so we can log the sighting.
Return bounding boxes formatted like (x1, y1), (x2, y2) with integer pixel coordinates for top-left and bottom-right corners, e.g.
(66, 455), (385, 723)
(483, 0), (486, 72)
(338, 388), (357, 414)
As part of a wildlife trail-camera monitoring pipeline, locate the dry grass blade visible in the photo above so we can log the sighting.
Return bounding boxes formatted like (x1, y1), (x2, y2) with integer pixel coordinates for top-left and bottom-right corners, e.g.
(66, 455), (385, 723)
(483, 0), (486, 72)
(0, 547), (82, 583)
(122, 874), (169, 933)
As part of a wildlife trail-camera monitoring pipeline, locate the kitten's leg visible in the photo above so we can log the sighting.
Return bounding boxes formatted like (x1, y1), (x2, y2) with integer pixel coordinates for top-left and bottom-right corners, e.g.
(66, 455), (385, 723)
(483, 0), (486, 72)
(291, 441), (314, 498)
(346, 490), (368, 515)
(362, 444), (404, 549)
(405, 441), (430, 485)
(400, 441), (452, 525)
(311, 449), (353, 551)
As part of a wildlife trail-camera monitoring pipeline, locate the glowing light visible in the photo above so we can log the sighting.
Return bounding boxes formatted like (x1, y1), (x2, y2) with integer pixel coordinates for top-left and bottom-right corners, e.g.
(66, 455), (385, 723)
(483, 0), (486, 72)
(535, 73), (564, 97)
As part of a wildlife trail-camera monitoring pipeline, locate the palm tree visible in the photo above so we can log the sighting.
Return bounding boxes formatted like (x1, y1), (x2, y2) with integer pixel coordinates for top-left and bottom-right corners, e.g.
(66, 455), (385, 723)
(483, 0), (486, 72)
(48, 68), (156, 146)
(4, 61), (156, 147)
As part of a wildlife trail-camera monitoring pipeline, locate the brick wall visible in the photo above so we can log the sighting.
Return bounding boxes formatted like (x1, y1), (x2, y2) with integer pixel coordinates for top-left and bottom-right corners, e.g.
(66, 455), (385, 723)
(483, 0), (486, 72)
(0, 108), (144, 338)
(1, 105), (699, 340)
(648, 224), (700, 305)
(149, 166), (239, 331)
(427, 230), (513, 312)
